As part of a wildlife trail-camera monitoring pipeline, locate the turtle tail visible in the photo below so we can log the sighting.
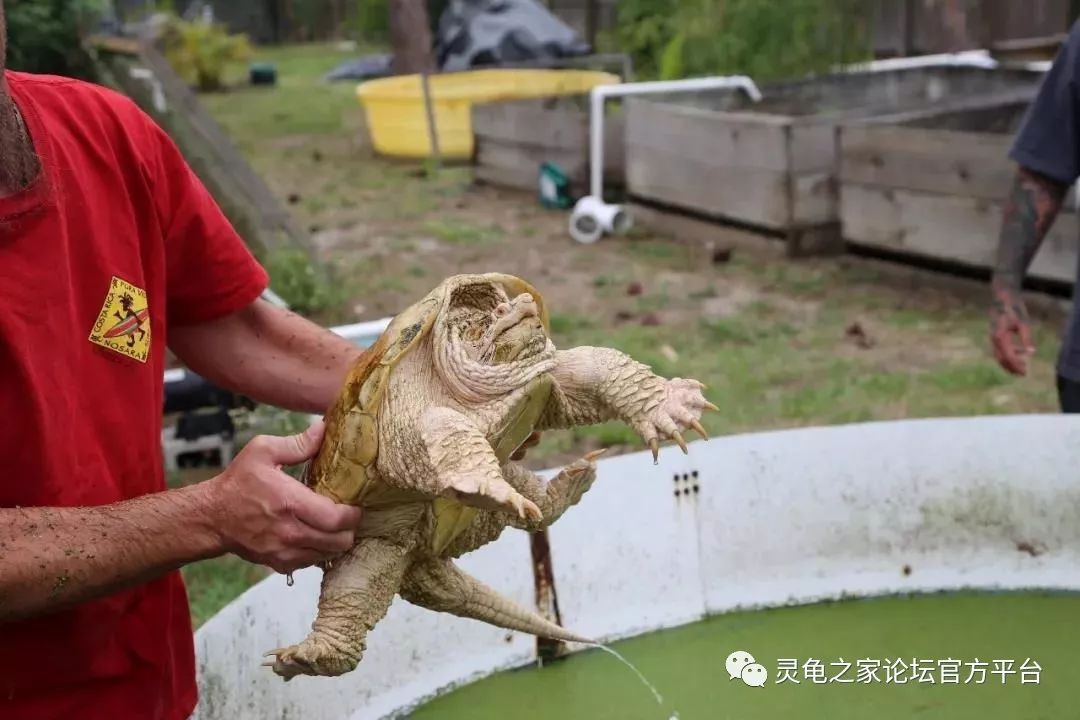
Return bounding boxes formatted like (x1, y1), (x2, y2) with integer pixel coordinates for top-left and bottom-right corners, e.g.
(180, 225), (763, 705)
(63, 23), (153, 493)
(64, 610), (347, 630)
(400, 557), (592, 645)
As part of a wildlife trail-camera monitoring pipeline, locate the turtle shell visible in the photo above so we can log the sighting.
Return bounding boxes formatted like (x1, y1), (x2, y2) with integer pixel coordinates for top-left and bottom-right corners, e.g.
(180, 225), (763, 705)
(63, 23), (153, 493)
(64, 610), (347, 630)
(302, 273), (551, 511)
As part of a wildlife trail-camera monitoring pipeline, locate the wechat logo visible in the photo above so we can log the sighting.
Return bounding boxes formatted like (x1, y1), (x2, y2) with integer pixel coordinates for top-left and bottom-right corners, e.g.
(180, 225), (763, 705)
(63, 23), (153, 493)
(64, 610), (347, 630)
(727, 650), (768, 688)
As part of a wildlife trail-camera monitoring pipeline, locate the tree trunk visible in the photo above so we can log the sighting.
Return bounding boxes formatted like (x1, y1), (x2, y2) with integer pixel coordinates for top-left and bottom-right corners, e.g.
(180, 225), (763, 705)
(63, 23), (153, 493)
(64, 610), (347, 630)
(389, 0), (436, 74)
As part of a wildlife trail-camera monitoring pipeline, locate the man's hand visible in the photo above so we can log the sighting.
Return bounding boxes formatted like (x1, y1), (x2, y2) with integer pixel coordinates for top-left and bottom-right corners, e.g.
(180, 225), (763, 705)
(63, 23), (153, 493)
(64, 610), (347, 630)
(989, 167), (1066, 377)
(204, 421), (362, 575)
(990, 286), (1035, 376)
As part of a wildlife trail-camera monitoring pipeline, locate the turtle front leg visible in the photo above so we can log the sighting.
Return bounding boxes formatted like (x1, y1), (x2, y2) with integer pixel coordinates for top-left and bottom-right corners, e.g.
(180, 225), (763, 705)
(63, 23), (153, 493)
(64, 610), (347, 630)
(540, 347), (717, 461)
(503, 451), (604, 531)
(419, 406), (543, 522)
(266, 537), (411, 680)
(442, 451), (604, 558)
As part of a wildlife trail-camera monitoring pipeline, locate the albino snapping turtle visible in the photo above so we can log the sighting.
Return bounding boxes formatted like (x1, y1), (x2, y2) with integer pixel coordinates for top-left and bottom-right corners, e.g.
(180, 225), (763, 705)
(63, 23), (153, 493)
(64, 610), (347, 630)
(266, 273), (715, 680)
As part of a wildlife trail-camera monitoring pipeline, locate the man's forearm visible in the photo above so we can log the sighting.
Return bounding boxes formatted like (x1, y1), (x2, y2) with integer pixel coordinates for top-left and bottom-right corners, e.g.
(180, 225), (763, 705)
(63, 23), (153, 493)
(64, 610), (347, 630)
(0, 483), (222, 623)
(992, 167), (1067, 297)
(169, 299), (364, 415)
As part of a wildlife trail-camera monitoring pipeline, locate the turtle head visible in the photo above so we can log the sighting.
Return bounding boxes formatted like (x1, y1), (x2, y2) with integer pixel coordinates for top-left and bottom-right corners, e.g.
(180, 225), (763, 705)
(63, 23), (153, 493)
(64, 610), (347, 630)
(442, 280), (549, 366)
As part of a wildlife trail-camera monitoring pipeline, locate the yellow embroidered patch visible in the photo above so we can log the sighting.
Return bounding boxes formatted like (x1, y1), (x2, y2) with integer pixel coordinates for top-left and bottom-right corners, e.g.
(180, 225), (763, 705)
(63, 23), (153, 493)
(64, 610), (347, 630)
(89, 275), (151, 363)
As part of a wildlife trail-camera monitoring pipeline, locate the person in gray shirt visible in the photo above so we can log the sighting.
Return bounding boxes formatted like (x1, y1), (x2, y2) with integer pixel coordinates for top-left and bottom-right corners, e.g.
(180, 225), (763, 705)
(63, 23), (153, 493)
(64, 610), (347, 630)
(992, 21), (1080, 411)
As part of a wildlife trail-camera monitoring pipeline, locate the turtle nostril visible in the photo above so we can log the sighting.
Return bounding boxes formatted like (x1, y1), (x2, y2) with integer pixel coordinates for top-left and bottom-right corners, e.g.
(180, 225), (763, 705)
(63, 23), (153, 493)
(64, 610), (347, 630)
(494, 303), (511, 317)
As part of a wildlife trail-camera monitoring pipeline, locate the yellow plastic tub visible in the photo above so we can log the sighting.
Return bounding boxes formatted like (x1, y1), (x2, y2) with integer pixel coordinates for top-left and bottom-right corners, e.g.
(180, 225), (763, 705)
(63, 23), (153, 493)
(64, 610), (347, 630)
(356, 69), (621, 160)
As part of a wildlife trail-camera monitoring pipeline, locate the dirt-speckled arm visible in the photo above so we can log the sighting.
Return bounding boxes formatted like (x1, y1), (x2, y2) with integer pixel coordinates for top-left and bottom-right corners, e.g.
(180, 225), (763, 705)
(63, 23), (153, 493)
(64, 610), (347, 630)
(539, 347), (668, 429)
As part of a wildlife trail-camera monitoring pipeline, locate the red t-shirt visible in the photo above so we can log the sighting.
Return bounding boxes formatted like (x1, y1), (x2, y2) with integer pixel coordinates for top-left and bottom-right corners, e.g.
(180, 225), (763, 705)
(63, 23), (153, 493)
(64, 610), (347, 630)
(0, 71), (269, 718)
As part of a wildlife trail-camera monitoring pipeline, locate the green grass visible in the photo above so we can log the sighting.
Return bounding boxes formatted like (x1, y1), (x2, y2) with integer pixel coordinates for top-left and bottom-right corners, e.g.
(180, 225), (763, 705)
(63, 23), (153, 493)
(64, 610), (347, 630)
(182, 556), (269, 629)
(423, 219), (501, 245)
(202, 42), (371, 143)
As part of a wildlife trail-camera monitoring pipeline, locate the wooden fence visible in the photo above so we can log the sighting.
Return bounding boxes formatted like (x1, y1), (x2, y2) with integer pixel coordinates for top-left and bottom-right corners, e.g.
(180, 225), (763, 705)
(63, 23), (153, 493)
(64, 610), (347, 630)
(870, 0), (1073, 58)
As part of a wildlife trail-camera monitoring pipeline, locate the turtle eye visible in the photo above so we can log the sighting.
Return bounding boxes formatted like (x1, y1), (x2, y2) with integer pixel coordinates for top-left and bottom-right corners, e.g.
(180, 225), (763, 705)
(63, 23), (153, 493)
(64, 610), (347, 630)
(494, 302), (511, 318)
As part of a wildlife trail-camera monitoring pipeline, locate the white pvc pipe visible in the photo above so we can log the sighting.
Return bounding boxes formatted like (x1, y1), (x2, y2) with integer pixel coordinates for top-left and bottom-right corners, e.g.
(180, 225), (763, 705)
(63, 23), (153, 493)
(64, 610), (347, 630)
(569, 195), (630, 243)
(588, 75), (763, 201)
(571, 76), (762, 244)
(840, 48), (1052, 75)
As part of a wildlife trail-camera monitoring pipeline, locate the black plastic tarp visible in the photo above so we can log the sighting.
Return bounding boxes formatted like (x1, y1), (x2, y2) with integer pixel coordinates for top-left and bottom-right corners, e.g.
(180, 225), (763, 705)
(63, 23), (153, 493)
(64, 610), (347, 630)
(326, 0), (591, 81)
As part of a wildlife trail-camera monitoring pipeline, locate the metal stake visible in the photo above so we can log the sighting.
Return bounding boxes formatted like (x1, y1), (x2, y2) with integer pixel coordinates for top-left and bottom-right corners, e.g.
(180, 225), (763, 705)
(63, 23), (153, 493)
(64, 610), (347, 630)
(420, 71), (441, 174)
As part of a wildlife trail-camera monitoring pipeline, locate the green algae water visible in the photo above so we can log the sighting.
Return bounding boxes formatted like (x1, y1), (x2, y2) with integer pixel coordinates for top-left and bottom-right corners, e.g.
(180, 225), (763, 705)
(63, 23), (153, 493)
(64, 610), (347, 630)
(408, 591), (1079, 720)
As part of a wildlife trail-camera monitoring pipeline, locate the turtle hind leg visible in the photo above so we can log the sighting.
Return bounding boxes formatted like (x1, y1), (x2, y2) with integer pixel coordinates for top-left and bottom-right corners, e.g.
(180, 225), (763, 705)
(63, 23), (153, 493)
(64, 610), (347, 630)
(419, 406), (542, 522)
(266, 537), (411, 680)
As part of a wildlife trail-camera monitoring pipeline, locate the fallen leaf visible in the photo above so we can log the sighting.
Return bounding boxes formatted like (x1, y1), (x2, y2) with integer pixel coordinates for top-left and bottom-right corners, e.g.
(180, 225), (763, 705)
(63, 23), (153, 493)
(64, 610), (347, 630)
(712, 247), (733, 264)
(641, 312), (662, 327)
(845, 321), (875, 349)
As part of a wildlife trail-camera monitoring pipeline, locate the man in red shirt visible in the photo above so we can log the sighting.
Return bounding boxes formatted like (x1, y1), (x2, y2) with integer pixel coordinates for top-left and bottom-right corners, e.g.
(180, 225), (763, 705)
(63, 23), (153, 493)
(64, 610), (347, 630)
(0, 3), (371, 717)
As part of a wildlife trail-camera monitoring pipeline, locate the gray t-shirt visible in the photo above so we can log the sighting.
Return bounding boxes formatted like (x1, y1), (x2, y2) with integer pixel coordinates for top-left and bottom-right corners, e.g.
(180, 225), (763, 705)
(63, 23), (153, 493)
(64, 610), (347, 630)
(1010, 22), (1080, 380)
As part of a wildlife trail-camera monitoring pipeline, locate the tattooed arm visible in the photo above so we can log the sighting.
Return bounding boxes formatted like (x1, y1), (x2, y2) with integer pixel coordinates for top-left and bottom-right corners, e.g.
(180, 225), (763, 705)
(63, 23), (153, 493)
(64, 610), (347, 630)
(989, 167), (1068, 376)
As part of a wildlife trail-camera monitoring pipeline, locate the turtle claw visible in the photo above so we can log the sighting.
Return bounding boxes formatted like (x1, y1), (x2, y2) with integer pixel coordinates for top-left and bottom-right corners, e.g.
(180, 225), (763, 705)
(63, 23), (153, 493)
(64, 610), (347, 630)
(690, 419), (708, 440)
(703, 400), (719, 413)
(649, 438), (660, 464)
(510, 494), (543, 522)
(583, 448), (608, 463)
(672, 431), (688, 454)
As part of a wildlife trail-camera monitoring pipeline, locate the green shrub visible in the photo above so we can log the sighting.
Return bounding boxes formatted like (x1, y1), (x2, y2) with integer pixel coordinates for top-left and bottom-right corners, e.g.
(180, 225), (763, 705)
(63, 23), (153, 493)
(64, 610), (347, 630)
(616, 0), (872, 83)
(5, 0), (105, 78)
(264, 247), (345, 317)
(160, 15), (253, 92)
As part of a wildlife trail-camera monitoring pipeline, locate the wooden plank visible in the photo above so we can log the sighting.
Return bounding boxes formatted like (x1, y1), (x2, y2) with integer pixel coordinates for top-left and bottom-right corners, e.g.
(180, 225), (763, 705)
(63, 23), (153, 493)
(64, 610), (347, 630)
(789, 121), (838, 174)
(472, 99), (588, 150)
(840, 183), (1078, 285)
(475, 163), (541, 191)
(477, 142), (587, 184)
(840, 123), (1015, 201)
(625, 98), (792, 172)
(87, 35), (142, 56)
(627, 146), (791, 229)
(846, 85), (1038, 128)
(791, 170), (837, 226)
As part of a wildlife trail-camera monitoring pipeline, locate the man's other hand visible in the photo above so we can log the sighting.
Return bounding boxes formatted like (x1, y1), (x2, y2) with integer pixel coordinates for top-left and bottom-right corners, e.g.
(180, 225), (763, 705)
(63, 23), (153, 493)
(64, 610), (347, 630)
(990, 286), (1036, 376)
(203, 421), (362, 575)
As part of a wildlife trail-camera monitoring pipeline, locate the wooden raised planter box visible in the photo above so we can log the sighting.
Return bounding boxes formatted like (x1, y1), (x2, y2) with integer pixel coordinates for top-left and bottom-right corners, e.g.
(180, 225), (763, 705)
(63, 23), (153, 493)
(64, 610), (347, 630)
(839, 96), (1077, 286)
(472, 96), (625, 196)
(624, 66), (1043, 256)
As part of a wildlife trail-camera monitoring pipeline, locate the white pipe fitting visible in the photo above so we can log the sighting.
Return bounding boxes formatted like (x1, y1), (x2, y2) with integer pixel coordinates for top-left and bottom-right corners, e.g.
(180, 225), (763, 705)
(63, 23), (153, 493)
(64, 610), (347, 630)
(569, 195), (631, 244)
(573, 75), (763, 244)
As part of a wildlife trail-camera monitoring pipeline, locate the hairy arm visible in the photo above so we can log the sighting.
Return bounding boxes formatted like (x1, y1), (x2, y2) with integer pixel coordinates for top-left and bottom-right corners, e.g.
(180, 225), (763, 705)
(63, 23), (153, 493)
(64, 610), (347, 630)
(168, 298), (364, 415)
(0, 484), (219, 623)
(0, 423), (361, 624)
(990, 167), (1068, 375)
